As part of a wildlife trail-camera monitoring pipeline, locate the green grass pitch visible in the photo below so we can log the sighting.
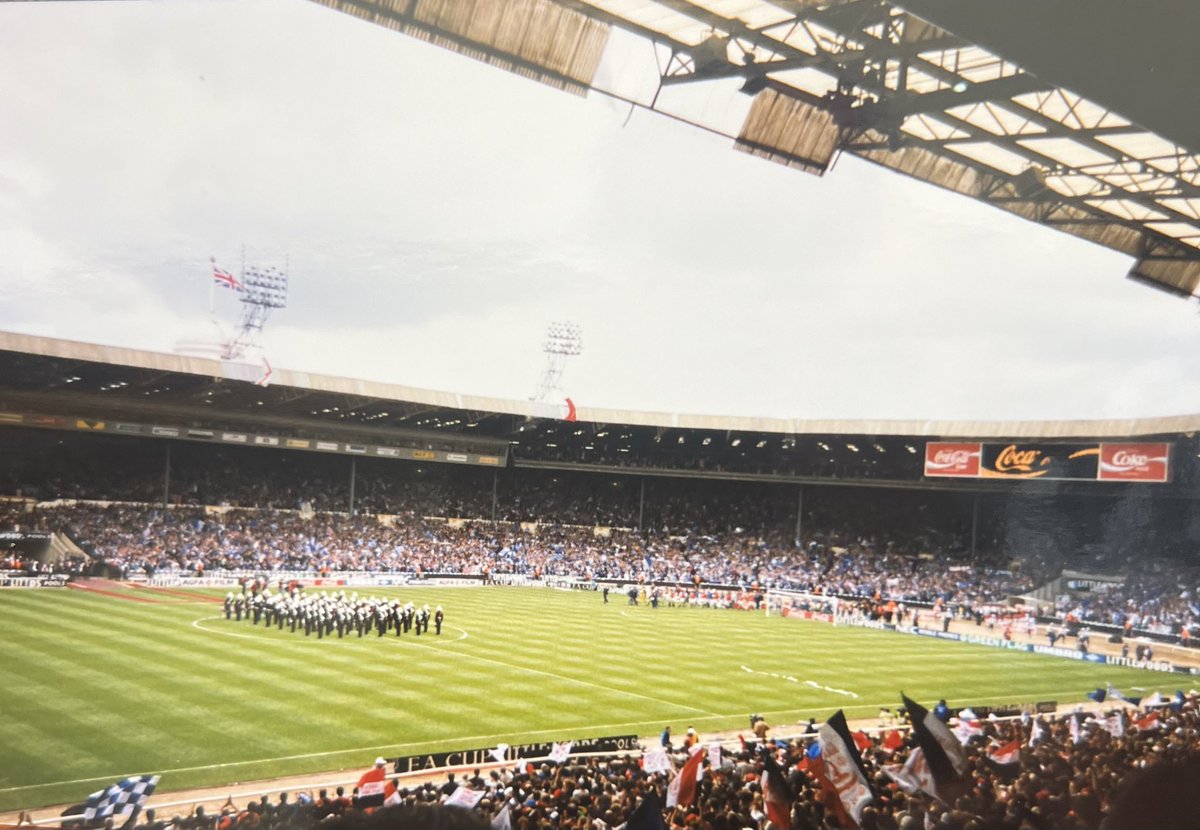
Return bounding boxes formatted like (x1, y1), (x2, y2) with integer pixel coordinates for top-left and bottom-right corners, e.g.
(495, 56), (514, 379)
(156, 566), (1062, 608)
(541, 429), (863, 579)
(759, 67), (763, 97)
(0, 585), (1171, 810)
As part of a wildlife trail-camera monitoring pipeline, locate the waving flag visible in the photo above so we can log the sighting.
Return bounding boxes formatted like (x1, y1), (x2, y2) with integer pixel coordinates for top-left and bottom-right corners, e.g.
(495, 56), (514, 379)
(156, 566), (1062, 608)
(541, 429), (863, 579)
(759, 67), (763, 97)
(1172, 690), (1187, 712)
(986, 740), (1020, 766)
(818, 711), (874, 827)
(760, 750), (793, 830)
(883, 748), (932, 797)
(491, 804), (512, 830)
(443, 786), (484, 809)
(1028, 718), (1045, 747)
(211, 260), (242, 291)
(902, 694), (967, 804)
(625, 789), (666, 830)
(356, 762), (388, 807)
(549, 741), (573, 765)
(642, 747), (672, 775)
(881, 730), (905, 755)
(665, 746), (704, 808)
(83, 775), (159, 825)
(1135, 710), (1161, 732)
(953, 718), (983, 743)
(1107, 683), (1142, 707)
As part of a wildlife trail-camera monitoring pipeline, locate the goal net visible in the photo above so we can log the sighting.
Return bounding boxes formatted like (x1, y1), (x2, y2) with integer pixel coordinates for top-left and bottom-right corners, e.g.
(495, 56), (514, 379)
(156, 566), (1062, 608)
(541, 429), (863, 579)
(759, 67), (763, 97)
(764, 589), (839, 624)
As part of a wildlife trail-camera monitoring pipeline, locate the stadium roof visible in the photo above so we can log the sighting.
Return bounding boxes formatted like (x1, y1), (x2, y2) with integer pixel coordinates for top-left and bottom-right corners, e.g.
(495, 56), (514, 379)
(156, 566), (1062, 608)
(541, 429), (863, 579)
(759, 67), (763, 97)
(312, 0), (1200, 298)
(3, 331), (1198, 441)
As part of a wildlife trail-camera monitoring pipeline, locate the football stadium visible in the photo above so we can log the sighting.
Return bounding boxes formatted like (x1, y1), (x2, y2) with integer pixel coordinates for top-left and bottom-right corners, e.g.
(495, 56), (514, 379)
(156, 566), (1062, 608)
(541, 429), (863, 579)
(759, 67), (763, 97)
(3, 2), (1200, 830)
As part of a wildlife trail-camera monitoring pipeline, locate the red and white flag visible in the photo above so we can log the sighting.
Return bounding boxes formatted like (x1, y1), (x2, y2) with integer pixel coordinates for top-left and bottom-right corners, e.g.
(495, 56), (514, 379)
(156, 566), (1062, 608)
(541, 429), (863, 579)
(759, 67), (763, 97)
(902, 695), (967, 804)
(356, 764), (387, 807)
(819, 712), (874, 826)
(883, 748), (936, 798)
(549, 741), (573, 764)
(953, 719), (983, 743)
(760, 751), (792, 829)
(986, 740), (1020, 766)
(211, 259), (242, 291)
(665, 746), (704, 808)
(1135, 710), (1160, 732)
(881, 730), (905, 755)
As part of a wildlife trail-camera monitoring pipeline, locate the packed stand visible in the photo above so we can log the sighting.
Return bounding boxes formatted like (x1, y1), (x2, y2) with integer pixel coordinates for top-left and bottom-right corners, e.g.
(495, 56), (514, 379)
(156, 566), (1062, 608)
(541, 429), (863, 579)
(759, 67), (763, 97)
(109, 693), (1200, 830)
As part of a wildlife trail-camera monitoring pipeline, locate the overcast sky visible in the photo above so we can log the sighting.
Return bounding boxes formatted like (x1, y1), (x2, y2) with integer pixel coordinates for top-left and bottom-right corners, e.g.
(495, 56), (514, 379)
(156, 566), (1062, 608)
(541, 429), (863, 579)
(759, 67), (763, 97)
(2, 0), (1198, 422)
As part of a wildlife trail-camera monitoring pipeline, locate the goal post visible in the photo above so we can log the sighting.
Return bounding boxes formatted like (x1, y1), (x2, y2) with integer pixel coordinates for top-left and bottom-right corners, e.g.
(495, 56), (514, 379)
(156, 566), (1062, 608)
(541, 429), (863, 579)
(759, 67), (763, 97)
(764, 589), (839, 624)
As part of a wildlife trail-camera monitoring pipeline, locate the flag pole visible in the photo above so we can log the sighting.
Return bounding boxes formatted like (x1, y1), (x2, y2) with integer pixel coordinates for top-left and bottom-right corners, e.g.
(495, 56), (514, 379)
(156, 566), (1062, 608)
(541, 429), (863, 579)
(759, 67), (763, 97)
(208, 257), (216, 319)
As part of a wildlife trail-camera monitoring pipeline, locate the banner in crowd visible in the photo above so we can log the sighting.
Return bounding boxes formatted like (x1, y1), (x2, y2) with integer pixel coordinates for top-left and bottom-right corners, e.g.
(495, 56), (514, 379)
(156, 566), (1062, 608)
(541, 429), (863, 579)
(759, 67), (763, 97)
(391, 734), (639, 773)
(924, 441), (1170, 482)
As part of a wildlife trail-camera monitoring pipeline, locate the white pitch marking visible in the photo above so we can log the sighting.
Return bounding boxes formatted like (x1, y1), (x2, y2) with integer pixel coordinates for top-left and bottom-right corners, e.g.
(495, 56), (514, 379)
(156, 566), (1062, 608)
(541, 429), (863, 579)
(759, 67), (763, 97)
(740, 665), (859, 698)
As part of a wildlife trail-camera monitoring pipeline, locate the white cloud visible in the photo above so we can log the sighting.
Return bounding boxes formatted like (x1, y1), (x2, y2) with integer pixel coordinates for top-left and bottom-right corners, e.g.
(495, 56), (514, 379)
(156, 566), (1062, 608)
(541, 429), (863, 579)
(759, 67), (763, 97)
(0, 0), (1197, 422)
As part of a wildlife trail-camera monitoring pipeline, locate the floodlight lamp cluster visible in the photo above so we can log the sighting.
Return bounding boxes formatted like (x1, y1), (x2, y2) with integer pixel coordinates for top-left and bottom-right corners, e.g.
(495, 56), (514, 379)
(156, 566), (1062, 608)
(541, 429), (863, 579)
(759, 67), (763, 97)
(241, 267), (289, 309)
(543, 321), (582, 356)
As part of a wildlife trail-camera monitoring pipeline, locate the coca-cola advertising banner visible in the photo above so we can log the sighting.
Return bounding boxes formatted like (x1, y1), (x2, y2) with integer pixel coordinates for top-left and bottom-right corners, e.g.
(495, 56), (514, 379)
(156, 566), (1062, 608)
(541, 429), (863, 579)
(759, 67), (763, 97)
(925, 442), (1170, 483)
(924, 443), (981, 477)
(1098, 442), (1171, 482)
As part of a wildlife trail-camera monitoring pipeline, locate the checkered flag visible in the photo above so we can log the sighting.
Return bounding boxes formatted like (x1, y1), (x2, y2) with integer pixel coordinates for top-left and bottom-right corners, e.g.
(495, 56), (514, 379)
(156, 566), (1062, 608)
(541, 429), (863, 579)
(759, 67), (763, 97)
(83, 775), (159, 823)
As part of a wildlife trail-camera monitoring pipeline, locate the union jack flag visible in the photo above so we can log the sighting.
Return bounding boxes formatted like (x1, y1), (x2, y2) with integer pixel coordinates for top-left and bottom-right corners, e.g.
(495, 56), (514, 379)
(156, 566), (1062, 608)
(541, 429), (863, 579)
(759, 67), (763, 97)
(211, 259), (242, 291)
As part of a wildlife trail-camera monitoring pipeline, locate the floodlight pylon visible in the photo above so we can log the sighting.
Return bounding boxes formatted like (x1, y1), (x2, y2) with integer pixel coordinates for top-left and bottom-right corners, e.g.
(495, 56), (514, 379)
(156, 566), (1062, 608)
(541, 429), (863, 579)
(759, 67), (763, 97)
(531, 321), (582, 402)
(221, 263), (289, 360)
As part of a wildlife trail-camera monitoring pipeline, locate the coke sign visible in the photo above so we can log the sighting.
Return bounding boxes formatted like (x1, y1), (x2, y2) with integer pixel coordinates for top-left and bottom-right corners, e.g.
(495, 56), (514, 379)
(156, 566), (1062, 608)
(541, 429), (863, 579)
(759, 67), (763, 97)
(1098, 443), (1170, 482)
(924, 442), (982, 477)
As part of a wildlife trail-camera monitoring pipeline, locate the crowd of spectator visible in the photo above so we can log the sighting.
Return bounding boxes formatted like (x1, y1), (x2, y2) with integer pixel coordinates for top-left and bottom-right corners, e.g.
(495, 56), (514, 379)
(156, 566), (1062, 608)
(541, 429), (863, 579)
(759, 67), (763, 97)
(1054, 565), (1200, 638)
(6, 489), (1198, 635)
(12, 503), (1034, 607)
(3, 430), (1197, 637)
(68, 693), (1200, 830)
